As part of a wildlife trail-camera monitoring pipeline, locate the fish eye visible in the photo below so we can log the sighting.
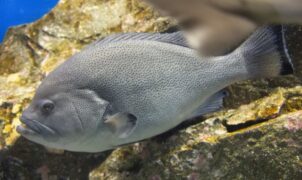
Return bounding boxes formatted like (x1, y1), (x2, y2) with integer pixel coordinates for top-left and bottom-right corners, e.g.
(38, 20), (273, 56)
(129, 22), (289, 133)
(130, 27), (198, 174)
(41, 100), (55, 114)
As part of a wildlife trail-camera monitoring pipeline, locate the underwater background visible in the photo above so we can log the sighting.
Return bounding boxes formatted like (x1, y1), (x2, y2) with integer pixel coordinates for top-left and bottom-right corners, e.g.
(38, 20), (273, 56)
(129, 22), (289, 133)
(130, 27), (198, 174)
(0, 0), (59, 42)
(0, 0), (302, 179)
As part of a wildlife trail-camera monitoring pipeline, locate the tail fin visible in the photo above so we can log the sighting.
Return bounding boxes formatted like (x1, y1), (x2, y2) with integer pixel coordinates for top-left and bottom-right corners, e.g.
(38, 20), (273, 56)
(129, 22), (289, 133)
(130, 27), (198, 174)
(236, 25), (293, 78)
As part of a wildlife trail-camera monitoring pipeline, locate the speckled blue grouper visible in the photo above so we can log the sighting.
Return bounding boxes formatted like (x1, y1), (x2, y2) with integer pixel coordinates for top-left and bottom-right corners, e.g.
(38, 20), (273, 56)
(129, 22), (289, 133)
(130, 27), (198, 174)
(17, 26), (293, 152)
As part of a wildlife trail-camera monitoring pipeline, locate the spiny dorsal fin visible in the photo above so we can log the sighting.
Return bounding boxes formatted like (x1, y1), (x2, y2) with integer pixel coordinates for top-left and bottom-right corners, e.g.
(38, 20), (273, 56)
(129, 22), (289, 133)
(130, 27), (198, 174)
(90, 31), (188, 48)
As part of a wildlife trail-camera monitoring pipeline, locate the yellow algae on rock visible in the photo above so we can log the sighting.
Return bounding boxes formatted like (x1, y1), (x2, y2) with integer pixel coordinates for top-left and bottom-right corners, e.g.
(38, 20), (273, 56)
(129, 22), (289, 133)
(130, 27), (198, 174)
(12, 104), (22, 114)
(6, 73), (23, 84)
(40, 40), (84, 73)
(2, 114), (22, 146)
(0, 83), (35, 148)
(223, 87), (301, 126)
(5, 131), (20, 146)
(3, 124), (12, 134)
(4, 128), (20, 146)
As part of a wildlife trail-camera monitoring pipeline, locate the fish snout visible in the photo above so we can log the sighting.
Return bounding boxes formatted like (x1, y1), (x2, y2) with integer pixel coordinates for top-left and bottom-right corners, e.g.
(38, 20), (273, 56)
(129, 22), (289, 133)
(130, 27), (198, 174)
(17, 114), (57, 139)
(17, 115), (41, 134)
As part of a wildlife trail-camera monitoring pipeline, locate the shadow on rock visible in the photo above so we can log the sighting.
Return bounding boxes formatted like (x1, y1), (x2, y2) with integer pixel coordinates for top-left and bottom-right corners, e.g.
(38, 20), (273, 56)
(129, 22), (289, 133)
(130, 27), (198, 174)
(0, 137), (112, 180)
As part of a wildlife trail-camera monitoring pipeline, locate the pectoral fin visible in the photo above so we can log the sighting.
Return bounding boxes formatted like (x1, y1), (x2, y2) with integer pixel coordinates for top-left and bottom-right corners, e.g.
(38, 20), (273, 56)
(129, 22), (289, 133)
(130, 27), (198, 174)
(104, 113), (137, 138)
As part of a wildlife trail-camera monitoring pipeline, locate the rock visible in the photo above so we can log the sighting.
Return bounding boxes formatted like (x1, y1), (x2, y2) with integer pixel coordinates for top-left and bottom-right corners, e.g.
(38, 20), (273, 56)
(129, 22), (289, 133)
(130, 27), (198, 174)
(89, 88), (302, 179)
(0, 0), (302, 179)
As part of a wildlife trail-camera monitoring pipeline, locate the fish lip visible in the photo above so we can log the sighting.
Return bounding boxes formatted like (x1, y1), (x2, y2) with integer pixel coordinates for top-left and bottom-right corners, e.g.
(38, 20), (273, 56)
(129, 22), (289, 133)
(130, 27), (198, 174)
(16, 125), (36, 136)
(17, 116), (56, 137)
(19, 116), (41, 134)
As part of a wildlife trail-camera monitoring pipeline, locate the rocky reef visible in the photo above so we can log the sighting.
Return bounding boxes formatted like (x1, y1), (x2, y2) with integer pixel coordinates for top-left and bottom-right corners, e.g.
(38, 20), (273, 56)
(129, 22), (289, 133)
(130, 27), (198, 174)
(0, 0), (301, 179)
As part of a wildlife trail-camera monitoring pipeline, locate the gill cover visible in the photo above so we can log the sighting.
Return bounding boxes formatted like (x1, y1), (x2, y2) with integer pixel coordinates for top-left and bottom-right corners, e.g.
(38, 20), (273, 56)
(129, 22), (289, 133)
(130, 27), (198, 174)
(68, 89), (109, 131)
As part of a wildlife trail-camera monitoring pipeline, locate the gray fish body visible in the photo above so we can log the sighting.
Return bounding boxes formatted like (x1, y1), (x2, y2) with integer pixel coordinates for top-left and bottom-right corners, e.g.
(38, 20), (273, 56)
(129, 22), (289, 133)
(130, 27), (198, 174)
(18, 27), (292, 152)
(48, 41), (239, 149)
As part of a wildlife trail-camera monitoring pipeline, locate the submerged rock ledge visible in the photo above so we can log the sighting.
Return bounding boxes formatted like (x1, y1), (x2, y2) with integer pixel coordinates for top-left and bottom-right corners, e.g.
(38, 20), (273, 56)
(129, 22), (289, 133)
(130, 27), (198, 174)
(0, 0), (301, 179)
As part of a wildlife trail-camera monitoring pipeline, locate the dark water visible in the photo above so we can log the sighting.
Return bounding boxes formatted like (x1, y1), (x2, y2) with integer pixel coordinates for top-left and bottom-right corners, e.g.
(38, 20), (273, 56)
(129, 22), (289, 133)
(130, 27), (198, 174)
(0, 0), (59, 42)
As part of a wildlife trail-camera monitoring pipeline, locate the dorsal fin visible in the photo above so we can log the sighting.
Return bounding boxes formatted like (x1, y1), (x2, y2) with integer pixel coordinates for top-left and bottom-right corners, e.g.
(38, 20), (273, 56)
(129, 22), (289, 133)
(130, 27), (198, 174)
(90, 31), (189, 48)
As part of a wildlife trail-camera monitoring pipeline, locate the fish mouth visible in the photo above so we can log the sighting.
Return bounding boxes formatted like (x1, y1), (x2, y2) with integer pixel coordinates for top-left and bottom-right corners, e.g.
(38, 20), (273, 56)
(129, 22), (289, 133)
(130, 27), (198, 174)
(16, 116), (56, 137)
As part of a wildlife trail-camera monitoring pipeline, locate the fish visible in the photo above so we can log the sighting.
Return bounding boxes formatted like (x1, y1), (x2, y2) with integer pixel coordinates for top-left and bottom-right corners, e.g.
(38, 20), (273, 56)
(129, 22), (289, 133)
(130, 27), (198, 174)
(144, 0), (302, 56)
(16, 26), (293, 152)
